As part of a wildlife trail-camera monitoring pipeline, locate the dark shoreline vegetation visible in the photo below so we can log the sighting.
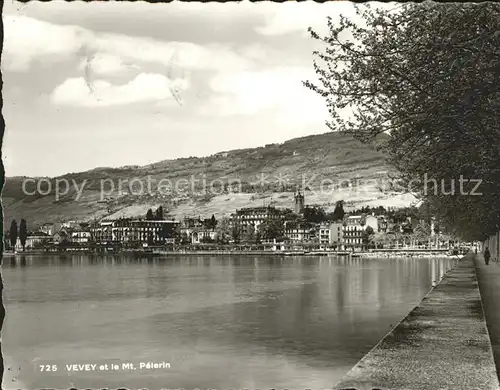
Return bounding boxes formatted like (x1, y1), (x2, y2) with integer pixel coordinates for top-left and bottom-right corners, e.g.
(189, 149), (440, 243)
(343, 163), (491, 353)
(304, 2), (500, 242)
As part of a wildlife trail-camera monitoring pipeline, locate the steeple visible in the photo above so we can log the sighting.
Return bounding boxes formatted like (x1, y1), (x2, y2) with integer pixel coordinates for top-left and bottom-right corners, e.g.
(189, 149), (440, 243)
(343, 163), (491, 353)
(294, 187), (305, 214)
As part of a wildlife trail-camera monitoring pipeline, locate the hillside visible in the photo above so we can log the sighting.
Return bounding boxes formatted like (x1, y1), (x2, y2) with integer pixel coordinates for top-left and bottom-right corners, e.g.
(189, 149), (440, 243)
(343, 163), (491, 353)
(2, 131), (417, 228)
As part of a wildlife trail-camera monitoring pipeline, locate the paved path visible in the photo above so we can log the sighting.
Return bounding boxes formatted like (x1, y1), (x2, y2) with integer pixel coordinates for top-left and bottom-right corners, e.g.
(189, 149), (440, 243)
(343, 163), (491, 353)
(475, 253), (500, 381)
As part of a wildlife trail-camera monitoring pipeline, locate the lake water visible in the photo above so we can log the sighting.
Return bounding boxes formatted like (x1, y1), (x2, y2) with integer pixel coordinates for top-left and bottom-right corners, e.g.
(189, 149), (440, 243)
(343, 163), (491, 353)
(1, 254), (457, 390)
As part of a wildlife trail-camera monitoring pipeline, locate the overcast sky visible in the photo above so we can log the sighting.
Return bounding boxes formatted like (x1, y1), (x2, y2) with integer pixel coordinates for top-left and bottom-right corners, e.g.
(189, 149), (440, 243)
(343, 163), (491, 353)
(3, 1), (387, 177)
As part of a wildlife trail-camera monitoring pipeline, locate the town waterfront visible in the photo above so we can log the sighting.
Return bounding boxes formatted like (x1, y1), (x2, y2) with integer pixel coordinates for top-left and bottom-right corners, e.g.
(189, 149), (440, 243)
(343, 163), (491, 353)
(2, 254), (457, 389)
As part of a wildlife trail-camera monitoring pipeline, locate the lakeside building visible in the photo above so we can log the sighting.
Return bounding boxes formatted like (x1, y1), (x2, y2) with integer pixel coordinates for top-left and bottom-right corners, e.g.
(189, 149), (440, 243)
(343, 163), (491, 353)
(191, 229), (217, 244)
(377, 216), (389, 232)
(318, 222), (344, 249)
(71, 229), (92, 244)
(12, 231), (52, 251)
(90, 218), (180, 245)
(284, 220), (315, 242)
(40, 223), (62, 236)
(61, 221), (81, 229)
(180, 217), (217, 244)
(230, 206), (284, 236)
(343, 215), (379, 250)
(53, 230), (69, 244)
(53, 227), (92, 245)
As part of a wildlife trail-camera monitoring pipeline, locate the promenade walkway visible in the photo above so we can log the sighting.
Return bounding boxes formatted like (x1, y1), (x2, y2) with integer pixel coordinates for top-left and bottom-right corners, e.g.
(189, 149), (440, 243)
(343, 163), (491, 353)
(475, 252), (500, 381)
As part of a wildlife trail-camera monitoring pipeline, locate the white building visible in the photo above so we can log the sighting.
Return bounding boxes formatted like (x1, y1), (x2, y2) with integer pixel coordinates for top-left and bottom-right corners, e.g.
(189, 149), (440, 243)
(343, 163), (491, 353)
(342, 215), (379, 250)
(90, 218), (180, 245)
(284, 221), (314, 242)
(191, 229), (217, 244)
(319, 222), (343, 249)
(230, 207), (283, 236)
(15, 232), (52, 250)
(39, 223), (62, 236)
(71, 230), (92, 244)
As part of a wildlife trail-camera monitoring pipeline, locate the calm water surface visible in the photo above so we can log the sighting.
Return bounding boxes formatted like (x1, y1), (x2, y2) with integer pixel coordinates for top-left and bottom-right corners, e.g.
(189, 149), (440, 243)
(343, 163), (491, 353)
(2, 254), (457, 390)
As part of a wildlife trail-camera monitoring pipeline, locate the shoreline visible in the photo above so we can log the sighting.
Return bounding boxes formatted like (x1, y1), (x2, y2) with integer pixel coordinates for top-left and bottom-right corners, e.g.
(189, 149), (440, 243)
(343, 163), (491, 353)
(358, 251), (461, 259)
(2, 250), (459, 258)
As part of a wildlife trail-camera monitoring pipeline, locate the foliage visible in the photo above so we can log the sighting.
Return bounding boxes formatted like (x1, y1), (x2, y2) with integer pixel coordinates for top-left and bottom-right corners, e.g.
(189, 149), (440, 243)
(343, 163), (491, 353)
(200, 236), (215, 244)
(281, 209), (301, 221)
(155, 206), (164, 220)
(19, 219), (28, 250)
(215, 217), (231, 244)
(146, 209), (154, 220)
(414, 220), (432, 240)
(350, 205), (386, 216)
(180, 232), (190, 245)
(365, 225), (375, 236)
(159, 223), (177, 242)
(303, 206), (327, 223)
(210, 214), (217, 229)
(373, 232), (387, 248)
(331, 200), (345, 221)
(363, 225), (375, 248)
(401, 222), (413, 234)
(9, 220), (18, 248)
(259, 217), (285, 240)
(231, 225), (241, 244)
(305, 2), (500, 241)
(241, 224), (256, 243)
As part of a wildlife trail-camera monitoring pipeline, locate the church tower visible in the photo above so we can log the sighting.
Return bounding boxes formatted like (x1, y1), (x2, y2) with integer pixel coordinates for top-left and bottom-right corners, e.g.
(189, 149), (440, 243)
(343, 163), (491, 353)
(294, 190), (305, 214)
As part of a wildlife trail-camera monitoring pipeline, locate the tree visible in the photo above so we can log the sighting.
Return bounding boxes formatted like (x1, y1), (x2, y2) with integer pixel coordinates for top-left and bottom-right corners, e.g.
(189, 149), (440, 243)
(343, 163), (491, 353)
(9, 220), (18, 249)
(146, 209), (154, 220)
(200, 236), (215, 244)
(363, 225), (375, 249)
(19, 219), (28, 251)
(155, 206), (164, 221)
(231, 225), (241, 244)
(393, 232), (404, 249)
(373, 232), (387, 249)
(281, 209), (300, 221)
(215, 217), (232, 244)
(159, 223), (174, 242)
(210, 214), (217, 229)
(392, 209), (408, 225)
(259, 218), (285, 240)
(180, 232), (190, 245)
(305, 3), (500, 241)
(303, 206), (327, 223)
(331, 200), (345, 221)
(241, 224), (256, 243)
(401, 222), (413, 234)
(413, 220), (432, 248)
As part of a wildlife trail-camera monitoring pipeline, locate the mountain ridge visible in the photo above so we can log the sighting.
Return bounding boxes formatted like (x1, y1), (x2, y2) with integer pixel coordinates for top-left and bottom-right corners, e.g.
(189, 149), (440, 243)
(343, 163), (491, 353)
(2, 131), (417, 227)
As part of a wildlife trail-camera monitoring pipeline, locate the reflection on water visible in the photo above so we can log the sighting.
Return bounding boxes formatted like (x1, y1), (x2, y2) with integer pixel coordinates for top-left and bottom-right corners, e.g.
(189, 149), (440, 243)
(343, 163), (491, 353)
(2, 254), (456, 390)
